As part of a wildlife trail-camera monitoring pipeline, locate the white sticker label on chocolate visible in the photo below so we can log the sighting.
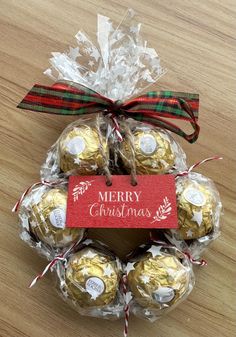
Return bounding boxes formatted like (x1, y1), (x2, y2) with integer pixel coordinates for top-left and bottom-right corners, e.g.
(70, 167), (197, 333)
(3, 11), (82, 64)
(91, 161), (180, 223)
(184, 188), (206, 207)
(66, 136), (86, 155)
(153, 286), (175, 303)
(49, 208), (66, 229)
(139, 135), (157, 155)
(85, 277), (105, 300)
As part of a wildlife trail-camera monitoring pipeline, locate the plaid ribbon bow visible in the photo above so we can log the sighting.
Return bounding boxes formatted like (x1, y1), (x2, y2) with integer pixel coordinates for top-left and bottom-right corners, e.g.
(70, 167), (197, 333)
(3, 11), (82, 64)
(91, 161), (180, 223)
(17, 81), (200, 143)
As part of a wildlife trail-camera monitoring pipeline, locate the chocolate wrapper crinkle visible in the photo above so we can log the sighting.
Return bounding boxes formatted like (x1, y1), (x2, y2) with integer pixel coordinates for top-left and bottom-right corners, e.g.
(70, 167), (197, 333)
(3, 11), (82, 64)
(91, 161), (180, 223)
(54, 240), (124, 319)
(18, 181), (85, 259)
(118, 120), (187, 175)
(41, 115), (110, 181)
(125, 242), (194, 321)
(164, 172), (222, 259)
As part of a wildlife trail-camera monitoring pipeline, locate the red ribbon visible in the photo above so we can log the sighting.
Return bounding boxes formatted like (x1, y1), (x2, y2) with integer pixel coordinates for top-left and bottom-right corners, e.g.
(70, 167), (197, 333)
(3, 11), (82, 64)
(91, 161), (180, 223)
(17, 82), (200, 143)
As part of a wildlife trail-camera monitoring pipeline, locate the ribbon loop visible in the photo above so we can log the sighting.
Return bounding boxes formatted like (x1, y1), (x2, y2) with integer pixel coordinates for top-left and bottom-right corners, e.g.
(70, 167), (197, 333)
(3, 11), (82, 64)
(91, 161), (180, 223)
(18, 83), (200, 143)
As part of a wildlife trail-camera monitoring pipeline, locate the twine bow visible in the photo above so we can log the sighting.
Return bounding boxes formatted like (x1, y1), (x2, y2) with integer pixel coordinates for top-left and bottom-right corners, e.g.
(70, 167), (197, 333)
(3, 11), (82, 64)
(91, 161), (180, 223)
(18, 81), (200, 143)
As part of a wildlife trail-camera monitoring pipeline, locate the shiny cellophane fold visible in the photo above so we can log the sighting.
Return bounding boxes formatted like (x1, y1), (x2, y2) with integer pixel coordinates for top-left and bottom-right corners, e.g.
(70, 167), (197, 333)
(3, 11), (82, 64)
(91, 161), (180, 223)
(45, 9), (165, 101)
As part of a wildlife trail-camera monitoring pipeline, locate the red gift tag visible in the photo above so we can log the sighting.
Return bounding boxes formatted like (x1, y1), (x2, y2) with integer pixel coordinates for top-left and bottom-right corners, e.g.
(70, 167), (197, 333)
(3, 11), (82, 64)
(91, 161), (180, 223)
(66, 175), (178, 229)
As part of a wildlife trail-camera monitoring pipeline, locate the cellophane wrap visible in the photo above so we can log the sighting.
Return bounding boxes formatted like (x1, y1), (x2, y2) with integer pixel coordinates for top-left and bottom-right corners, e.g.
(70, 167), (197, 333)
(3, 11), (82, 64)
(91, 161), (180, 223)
(164, 172), (222, 259)
(54, 240), (124, 320)
(41, 10), (186, 178)
(116, 119), (187, 175)
(18, 181), (85, 259)
(126, 243), (194, 322)
(41, 115), (110, 181)
(45, 9), (165, 100)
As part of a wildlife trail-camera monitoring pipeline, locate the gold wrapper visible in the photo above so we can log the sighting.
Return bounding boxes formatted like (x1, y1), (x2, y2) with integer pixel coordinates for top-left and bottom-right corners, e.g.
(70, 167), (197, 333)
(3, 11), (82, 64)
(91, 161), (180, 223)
(128, 250), (190, 309)
(177, 179), (216, 240)
(30, 188), (83, 248)
(59, 125), (108, 175)
(120, 128), (176, 174)
(65, 248), (120, 308)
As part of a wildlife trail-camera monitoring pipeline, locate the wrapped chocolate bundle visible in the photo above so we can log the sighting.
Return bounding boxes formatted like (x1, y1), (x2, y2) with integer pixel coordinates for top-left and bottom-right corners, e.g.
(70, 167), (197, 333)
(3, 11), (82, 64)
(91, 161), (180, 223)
(41, 114), (110, 181)
(164, 171), (222, 258)
(17, 181), (85, 259)
(55, 240), (124, 319)
(125, 242), (194, 321)
(118, 120), (187, 175)
(18, 10), (199, 181)
(15, 9), (204, 335)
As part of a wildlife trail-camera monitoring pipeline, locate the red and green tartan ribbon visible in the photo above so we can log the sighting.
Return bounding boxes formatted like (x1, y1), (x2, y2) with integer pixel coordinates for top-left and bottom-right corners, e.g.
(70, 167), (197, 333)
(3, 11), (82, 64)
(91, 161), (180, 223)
(17, 82), (200, 143)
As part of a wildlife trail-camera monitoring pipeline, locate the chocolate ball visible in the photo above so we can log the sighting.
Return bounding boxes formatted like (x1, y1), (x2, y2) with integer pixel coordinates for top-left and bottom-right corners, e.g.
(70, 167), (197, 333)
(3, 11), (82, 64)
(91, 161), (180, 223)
(120, 125), (186, 174)
(127, 245), (192, 309)
(59, 124), (109, 175)
(30, 188), (84, 248)
(64, 247), (122, 308)
(175, 172), (221, 240)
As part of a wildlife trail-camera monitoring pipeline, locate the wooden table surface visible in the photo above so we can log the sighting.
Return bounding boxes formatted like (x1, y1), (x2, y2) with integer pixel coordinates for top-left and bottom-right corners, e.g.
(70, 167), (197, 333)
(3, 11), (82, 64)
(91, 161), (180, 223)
(0, 1), (235, 336)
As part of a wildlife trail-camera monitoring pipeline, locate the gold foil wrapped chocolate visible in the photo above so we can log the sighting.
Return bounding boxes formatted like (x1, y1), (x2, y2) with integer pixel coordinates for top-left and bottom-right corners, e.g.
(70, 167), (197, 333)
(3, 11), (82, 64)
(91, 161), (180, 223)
(30, 188), (84, 248)
(127, 245), (191, 309)
(176, 173), (220, 240)
(59, 124), (108, 175)
(64, 247), (121, 308)
(120, 125), (185, 174)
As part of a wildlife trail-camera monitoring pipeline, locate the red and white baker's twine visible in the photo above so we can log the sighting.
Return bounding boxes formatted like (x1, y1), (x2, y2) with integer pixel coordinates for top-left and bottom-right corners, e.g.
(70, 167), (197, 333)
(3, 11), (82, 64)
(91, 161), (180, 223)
(175, 156), (223, 177)
(107, 112), (123, 142)
(12, 179), (66, 213)
(29, 255), (66, 288)
(184, 252), (207, 266)
(122, 275), (130, 337)
(149, 237), (208, 266)
(29, 240), (79, 288)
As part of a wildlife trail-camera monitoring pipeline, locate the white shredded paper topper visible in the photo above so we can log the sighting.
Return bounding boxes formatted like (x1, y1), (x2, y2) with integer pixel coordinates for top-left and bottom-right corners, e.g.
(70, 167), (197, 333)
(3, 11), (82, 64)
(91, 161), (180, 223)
(45, 9), (166, 101)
